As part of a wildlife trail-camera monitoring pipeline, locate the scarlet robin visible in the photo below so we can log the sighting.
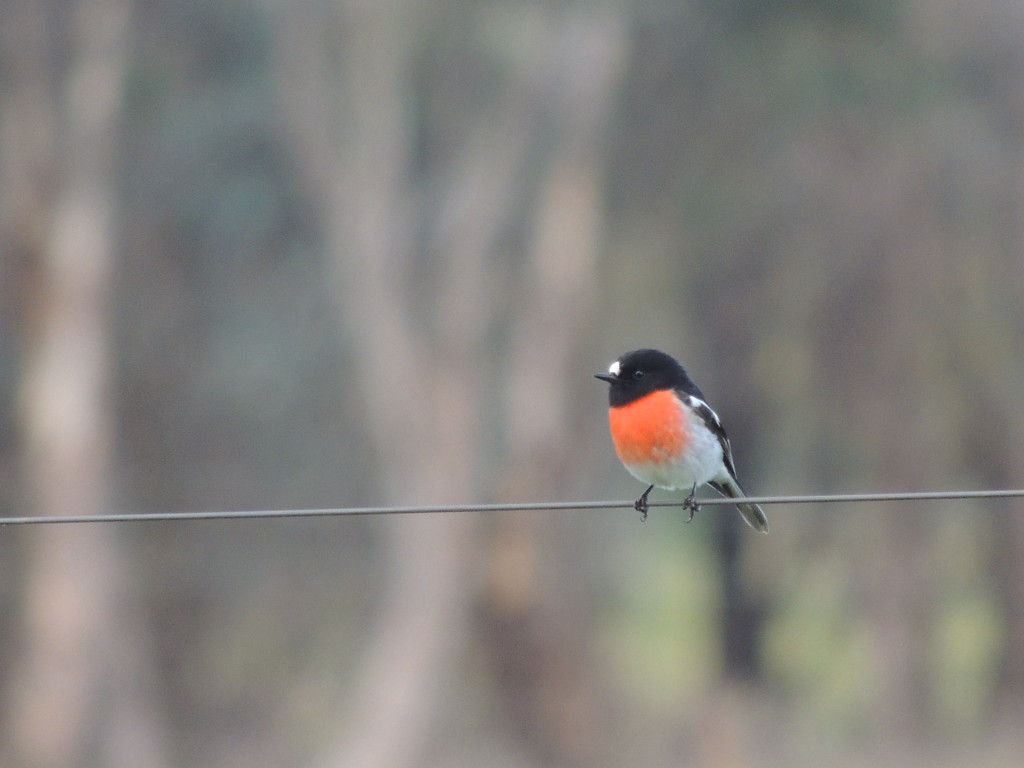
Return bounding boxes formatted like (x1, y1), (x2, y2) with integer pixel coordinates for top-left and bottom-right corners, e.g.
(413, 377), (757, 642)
(595, 348), (768, 533)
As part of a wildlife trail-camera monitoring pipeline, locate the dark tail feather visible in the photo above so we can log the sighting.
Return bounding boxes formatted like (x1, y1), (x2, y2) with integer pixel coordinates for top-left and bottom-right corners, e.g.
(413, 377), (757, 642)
(708, 478), (769, 534)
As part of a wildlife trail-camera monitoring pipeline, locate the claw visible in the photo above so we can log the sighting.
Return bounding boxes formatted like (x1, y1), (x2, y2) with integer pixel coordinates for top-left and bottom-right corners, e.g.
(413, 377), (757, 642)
(634, 498), (647, 522)
(634, 485), (654, 522)
(682, 483), (700, 523)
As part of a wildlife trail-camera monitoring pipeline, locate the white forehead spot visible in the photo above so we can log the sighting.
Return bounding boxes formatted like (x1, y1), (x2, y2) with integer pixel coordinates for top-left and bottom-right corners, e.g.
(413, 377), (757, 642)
(608, 360), (621, 377)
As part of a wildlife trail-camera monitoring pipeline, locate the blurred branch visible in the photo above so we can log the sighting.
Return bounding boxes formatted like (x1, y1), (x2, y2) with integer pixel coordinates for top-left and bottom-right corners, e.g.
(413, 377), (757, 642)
(2, 0), (170, 767)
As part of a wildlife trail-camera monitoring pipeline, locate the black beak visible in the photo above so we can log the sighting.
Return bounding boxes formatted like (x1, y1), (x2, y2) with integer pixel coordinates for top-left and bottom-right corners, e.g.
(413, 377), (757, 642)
(594, 372), (616, 383)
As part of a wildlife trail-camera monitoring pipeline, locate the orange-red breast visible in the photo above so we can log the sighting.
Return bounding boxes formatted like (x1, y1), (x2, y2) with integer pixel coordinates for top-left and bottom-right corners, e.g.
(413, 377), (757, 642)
(595, 348), (768, 533)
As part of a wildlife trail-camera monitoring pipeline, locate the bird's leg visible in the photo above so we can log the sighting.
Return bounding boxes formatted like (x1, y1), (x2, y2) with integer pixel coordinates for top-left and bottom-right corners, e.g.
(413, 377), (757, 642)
(682, 483), (700, 523)
(634, 485), (654, 522)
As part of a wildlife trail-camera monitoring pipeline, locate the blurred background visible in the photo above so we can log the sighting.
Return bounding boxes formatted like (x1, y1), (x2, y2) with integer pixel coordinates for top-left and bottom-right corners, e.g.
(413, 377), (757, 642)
(3, 0), (1024, 766)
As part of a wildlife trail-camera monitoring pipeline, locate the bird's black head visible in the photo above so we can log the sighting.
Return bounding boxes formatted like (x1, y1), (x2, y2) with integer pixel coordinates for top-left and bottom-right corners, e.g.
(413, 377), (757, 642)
(594, 348), (700, 407)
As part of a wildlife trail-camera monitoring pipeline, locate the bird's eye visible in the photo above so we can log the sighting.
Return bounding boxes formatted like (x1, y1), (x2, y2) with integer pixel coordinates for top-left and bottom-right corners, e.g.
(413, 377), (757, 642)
(632, 370), (645, 380)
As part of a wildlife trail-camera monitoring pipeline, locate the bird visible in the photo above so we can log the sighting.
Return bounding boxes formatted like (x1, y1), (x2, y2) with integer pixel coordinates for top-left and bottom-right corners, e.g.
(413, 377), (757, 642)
(595, 348), (768, 533)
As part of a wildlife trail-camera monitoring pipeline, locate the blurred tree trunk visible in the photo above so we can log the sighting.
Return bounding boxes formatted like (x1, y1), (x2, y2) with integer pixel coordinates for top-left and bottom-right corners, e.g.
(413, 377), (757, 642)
(272, 4), (477, 768)
(689, 262), (772, 767)
(989, 148), (1024, 729)
(990, 321), (1024, 727)
(480, 10), (624, 767)
(271, 3), (623, 766)
(1, 1), (169, 767)
(990, 504), (1024, 724)
(856, 222), (947, 743)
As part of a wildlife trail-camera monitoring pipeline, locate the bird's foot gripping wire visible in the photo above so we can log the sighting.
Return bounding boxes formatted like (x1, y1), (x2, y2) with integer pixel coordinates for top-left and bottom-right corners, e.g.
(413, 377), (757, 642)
(634, 485), (654, 522)
(682, 483), (701, 523)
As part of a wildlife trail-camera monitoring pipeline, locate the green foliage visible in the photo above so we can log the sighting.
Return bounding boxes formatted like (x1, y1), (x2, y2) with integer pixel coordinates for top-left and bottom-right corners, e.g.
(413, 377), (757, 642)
(764, 558), (876, 738)
(599, 527), (721, 710)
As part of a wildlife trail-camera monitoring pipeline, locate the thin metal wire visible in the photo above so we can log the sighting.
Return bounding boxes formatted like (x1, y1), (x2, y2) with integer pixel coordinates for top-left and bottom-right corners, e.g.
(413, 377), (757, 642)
(1, 489), (1022, 525)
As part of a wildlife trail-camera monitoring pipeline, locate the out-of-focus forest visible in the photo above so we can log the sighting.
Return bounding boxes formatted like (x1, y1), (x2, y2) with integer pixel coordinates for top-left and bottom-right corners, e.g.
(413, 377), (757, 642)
(3, 0), (1024, 766)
